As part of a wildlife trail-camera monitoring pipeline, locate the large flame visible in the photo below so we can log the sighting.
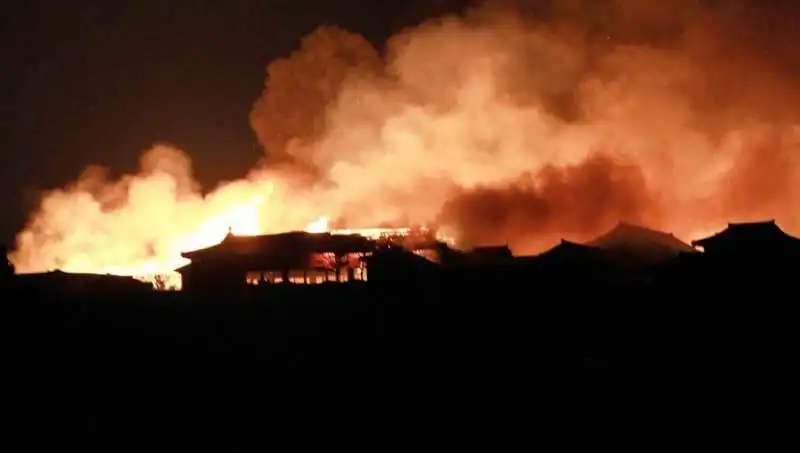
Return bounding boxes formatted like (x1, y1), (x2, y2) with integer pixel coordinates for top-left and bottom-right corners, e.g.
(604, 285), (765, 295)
(305, 216), (330, 234)
(10, 1), (800, 288)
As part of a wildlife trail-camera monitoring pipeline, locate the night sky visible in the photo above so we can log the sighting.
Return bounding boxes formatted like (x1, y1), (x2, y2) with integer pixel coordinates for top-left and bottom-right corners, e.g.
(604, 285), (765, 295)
(0, 0), (471, 244)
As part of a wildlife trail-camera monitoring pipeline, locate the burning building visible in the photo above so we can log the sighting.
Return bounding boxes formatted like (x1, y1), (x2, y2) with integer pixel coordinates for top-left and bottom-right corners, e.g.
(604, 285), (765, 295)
(175, 226), (446, 292)
(12, 2), (800, 284)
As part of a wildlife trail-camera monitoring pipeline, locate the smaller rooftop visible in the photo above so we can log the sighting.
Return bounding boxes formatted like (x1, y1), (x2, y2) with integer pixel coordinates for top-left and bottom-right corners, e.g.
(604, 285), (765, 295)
(587, 221), (694, 254)
(536, 239), (609, 260)
(691, 220), (800, 248)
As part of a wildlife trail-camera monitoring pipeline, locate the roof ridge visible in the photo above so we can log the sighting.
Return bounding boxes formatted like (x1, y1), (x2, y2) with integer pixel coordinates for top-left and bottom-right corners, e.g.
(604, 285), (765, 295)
(727, 219), (776, 227)
(614, 221), (668, 235)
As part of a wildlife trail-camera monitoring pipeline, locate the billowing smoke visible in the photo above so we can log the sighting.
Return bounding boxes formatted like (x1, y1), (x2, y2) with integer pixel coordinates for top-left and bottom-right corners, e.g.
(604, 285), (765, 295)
(250, 26), (386, 169)
(250, 0), (800, 244)
(438, 153), (652, 252)
(11, 0), (800, 276)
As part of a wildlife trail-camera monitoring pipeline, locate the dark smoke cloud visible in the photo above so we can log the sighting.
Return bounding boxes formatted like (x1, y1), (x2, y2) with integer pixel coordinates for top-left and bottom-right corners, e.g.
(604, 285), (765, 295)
(439, 153), (651, 252)
(249, 26), (385, 164)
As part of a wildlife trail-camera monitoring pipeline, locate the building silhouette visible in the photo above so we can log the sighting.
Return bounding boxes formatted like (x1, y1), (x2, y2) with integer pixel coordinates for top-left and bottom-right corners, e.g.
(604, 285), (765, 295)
(690, 220), (800, 285)
(176, 229), (444, 292)
(8, 218), (800, 296)
(691, 220), (800, 255)
(587, 221), (695, 267)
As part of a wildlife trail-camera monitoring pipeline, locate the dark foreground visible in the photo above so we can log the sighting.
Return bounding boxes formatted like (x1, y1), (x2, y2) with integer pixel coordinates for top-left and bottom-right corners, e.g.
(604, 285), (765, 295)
(1, 277), (795, 448)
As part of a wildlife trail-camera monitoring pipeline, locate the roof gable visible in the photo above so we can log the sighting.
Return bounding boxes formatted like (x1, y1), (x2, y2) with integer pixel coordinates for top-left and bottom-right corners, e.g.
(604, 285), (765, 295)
(463, 245), (513, 263)
(691, 220), (800, 247)
(536, 239), (610, 261)
(181, 231), (376, 260)
(587, 221), (694, 254)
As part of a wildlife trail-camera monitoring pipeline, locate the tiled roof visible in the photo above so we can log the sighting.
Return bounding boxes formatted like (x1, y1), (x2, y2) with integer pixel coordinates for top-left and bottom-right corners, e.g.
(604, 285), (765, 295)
(691, 220), (800, 247)
(181, 231), (376, 260)
(588, 221), (694, 254)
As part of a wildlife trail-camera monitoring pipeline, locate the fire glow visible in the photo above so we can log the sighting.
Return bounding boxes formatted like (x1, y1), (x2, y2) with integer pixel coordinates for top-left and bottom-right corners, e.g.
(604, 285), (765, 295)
(155, 215), (448, 290)
(9, 1), (800, 289)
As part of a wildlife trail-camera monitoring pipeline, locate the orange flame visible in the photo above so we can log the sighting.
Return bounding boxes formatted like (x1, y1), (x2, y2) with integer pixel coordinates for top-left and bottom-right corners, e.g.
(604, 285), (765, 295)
(305, 216), (330, 233)
(11, 2), (800, 290)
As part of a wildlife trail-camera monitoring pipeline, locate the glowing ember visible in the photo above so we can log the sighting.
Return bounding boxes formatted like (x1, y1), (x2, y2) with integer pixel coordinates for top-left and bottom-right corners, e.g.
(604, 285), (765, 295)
(303, 215), (456, 245)
(305, 216), (330, 233)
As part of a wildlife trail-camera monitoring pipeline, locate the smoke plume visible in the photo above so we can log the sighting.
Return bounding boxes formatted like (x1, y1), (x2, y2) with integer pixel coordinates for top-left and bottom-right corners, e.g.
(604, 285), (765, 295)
(438, 153), (651, 251)
(12, 0), (800, 276)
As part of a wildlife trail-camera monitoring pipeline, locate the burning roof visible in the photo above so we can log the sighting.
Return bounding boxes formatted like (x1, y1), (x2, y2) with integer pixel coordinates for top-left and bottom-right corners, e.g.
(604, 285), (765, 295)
(182, 230), (376, 260)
